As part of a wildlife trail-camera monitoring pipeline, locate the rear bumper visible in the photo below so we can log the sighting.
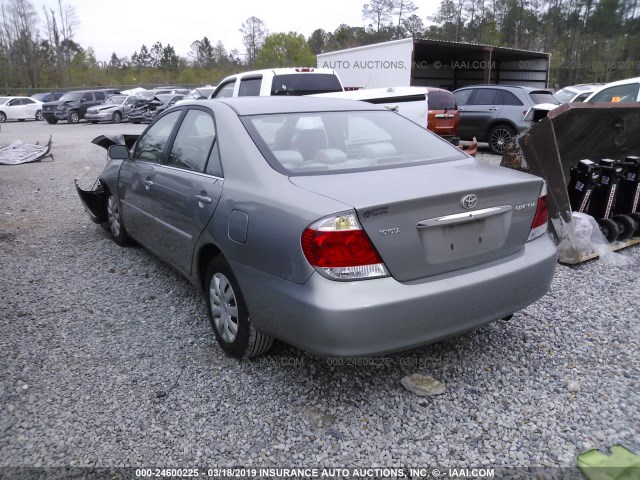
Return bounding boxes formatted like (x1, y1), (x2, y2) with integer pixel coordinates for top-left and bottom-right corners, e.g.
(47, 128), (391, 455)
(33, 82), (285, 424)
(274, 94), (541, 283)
(233, 235), (558, 357)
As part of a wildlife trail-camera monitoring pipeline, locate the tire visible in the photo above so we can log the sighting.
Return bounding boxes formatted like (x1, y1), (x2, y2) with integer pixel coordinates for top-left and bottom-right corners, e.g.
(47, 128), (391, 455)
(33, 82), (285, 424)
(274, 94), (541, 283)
(205, 256), (274, 359)
(111, 112), (122, 124)
(68, 111), (80, 124)
(488, 124), (515, 155)
(597, 218), (619, 243)
(105, 192), (133, 246)
(629, 212), (640, 236)
(35, 110), (43, 121)
(612, 214), (635, 241)
(0, 112), (6, 123)
(45, 118), (58, 124)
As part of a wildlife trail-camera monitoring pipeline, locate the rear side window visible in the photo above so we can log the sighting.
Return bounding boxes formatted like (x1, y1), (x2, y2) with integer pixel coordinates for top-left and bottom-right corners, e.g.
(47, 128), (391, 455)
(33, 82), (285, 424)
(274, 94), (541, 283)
(529, 91), (559, 105)
(428, 91), (457, 110)
(167, 109), (216, 172)
(239, 77), (262, 96)
(589, 83), (639, 103)
(81, 92), (93, 102)
(498, 90), (524, 106)
(95, 91), (106, 101)
(271, 74), (343, 95)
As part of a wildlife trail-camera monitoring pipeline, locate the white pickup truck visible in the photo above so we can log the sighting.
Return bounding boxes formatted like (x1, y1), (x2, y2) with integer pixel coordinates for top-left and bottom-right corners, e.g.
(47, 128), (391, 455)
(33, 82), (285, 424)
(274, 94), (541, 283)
(210, 68), (344, 98)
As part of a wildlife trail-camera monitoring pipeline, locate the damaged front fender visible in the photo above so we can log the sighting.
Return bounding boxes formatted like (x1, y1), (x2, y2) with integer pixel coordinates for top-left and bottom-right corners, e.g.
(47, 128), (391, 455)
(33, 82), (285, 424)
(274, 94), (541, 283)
(75, 179), (107, 224)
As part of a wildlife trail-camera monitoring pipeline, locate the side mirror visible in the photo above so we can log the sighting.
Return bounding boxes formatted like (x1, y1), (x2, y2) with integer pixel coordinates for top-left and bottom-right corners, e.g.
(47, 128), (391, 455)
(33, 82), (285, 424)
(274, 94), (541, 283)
(108, 144), (129, 160)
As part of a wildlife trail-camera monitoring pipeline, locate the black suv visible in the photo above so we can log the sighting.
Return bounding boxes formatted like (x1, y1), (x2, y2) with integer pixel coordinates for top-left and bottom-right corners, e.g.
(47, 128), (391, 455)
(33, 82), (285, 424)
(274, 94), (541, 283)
(41, 89), (120, 124)
(453, 85), (558, 154)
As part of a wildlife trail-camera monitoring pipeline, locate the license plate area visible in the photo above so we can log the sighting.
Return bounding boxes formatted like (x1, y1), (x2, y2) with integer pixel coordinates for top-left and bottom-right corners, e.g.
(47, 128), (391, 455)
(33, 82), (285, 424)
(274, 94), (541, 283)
(417, 206), (512, 264)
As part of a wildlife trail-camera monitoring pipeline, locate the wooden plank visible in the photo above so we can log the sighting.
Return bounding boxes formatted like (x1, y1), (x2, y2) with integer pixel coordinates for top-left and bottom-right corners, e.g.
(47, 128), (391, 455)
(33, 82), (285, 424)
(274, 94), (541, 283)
(559, 236), (640, 264)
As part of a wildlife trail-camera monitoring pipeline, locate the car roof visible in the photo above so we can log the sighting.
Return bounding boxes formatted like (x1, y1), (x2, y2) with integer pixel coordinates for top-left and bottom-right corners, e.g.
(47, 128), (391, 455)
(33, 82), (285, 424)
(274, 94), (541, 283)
(204, 96), (385, 116)
(454, 85), (544, 92)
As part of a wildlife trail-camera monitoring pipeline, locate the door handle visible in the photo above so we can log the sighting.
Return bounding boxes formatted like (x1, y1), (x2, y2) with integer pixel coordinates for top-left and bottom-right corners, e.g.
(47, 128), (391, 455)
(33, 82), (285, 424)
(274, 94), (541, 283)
(489, 107), (498, 111)
(195, 194), (212, 206)
(458, 107), (465, 111)
(144, 180), (154, 190)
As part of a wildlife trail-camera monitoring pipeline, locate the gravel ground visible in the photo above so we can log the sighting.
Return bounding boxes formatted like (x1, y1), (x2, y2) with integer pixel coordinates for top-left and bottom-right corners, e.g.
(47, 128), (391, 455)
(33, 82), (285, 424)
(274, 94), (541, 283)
(1, 121), (638, 470)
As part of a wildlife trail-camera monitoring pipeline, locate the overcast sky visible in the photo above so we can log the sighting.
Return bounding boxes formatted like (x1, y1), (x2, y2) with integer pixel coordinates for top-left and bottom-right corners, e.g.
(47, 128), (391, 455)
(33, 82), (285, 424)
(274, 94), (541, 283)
(36, 0), (439, 62)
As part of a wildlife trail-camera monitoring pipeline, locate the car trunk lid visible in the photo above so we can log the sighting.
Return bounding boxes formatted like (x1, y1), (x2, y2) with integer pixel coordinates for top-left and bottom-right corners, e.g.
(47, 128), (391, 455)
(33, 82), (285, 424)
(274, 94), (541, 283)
(290, 159), (543, 282)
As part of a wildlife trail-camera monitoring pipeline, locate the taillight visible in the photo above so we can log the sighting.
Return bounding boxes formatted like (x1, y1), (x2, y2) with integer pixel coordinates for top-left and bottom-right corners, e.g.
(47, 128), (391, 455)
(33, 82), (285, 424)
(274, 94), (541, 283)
(527, 182), (548, 241)
(301, 211), (389, 281)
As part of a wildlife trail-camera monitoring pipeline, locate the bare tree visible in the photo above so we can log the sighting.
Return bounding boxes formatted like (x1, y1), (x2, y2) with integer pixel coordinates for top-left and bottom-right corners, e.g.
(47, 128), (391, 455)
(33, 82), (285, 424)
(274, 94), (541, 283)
(240, 16), (267, 65)
(362, 0), (395, 32)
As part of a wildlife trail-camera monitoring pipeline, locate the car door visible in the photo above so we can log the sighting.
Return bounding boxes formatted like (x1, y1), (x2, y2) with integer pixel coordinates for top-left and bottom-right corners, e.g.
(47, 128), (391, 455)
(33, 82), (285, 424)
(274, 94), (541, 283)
(150, 108), (223, 274)
(457, 88), (502, 140)
(6, 98), (25, 119)
(118, 110), (183, 247)
(22, 98), (39, 118)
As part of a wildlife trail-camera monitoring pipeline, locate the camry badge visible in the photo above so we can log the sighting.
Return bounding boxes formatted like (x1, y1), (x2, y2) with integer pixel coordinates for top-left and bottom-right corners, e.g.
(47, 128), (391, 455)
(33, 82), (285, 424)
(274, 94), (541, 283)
(461, 194), (478, 210)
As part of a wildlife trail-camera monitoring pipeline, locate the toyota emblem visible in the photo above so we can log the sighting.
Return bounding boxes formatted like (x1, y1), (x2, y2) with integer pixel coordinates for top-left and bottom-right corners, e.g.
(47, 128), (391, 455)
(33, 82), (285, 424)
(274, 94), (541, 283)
(461, 194), (478, 210)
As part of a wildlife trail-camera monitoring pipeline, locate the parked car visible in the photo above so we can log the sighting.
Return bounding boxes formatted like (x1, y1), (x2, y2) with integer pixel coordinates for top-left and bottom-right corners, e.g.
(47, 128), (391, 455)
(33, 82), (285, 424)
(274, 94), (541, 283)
(584, 76), (640, 103)
(30, 92), (65, 103)
(41, 89), (121, 124)
(175, 86), (217, 106)
(76, 97), (557, 359)
(0, 96), (43, 122)
(127, 94), (185, 123)
(453, 85), (559, 154)
(85, 95), (144, 124)
(553, 84), (603, 103)
(426, 87), (460, 145)
(210, 68), (343, 98)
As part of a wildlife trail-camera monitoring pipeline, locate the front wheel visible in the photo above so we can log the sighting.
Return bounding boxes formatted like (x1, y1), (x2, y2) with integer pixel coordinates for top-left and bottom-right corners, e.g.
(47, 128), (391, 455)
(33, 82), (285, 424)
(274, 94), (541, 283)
(612, 214), (636, 241)
(105, 193), (133, 246)
(68, 111), (80, 124)
(35, 110), (43, 121)
(111, 112), (122, 124)
(488, 124), (515, 155)
(205, 256), (274, 359)
(0, 112), (6, 123)
(597, 218), (619, 243)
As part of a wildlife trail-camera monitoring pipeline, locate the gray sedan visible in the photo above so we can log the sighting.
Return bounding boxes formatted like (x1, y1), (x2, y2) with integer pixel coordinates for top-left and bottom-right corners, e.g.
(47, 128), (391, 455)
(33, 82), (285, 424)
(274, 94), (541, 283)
(76, 97), (557, 359)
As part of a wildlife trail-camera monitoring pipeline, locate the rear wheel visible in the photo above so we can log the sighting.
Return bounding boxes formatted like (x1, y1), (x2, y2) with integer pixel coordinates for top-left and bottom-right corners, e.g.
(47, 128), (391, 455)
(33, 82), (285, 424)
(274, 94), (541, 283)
(111, 111), (122, 124)
(612, 214), (636, 241)
(105, 193), (133, 246)
(205, 256), (274, 359)
(45, 118), (58, 124)
(488, 124), (515, 155)
(68, 111), (80, 124)
(597, 218), (619, 243)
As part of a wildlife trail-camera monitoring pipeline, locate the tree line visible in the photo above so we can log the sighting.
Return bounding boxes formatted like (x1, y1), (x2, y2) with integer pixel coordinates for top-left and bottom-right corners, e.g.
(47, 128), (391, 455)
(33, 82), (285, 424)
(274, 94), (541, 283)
(0, 0), (638, 94)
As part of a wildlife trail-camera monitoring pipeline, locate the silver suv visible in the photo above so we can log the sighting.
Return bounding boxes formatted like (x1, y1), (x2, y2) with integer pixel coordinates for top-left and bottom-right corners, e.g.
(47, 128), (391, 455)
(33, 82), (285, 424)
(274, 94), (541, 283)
(453, 85), (558, 154)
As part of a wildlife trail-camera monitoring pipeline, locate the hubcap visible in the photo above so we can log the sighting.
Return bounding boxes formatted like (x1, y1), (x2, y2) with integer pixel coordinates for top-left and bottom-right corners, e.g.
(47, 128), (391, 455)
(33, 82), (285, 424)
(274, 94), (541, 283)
(107, 196), (121, 237)
(491, 129), (512, 153)
(209, 273), (239, 343)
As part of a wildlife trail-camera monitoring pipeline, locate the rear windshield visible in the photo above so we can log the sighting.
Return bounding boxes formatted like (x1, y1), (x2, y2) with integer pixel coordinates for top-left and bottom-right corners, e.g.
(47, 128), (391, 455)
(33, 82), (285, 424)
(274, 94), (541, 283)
(428, 91), (457, 110)
(271, 74), (343, 96)
(242, 111), (465, 176)
(528, 91), (559, 105)
(553, 88), (577, 103)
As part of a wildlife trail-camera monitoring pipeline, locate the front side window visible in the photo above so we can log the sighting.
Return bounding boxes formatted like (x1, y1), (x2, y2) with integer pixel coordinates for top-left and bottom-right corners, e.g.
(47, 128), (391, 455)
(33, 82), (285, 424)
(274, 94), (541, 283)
(212, 81), (236, 98)
(243, 110), (465, 175)
(167, 109), (216, 173)
(132, 110), (182, 163)
(468, 89), (498, 105)
(453, 89), (472, 106)
(589, 83), (640, 103)
(238, 77), (262, 96)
